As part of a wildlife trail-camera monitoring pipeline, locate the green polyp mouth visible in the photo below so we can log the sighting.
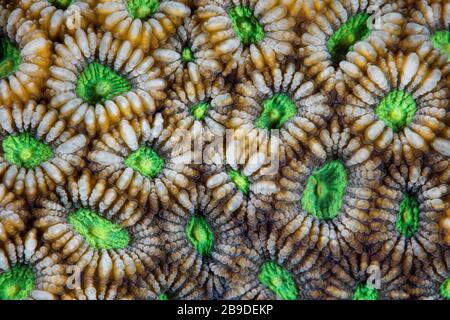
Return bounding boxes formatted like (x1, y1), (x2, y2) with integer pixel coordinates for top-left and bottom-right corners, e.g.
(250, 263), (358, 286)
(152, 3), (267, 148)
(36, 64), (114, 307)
(255, 93), (297, 130)
(127, 0), (160, 19)
(68, 208), (130, 250)
(431, 30), (450, 61)
(158, 293), (169, 300)
(258, 261), (298, 300)
(0, 264), (34, 300)
(2, 132), (54, 169)
(190, 101), (210, 121)
(0, 37), (21, 79)
(181, 47), (195, 63)
(227, 6), (265, 45)
(76, 62), (131, 105)
(440, 278), (450, 299)
(94, 80), (113, 97)
(352, 283), (379, 300)
(301, 160), (347, 221)
(395, 193), (419, 238)
(186, 214), (214, 257)
(327, 13), (371, 65)
(228, 169), (250, 195)
(124, 146), (165, 178)
(48, 0), (74, 10)
(375, 90), (417, 132)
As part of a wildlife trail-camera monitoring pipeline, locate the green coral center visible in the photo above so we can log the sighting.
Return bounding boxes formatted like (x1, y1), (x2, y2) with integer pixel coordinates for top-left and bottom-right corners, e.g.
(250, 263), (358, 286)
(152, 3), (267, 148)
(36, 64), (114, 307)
(190, 101), (210, 121)
(352, 283), (379, 300)
(440, 278), (450, 299)
(258, 261), (298, 300)
(327, 13), (371, 65)
(76, 62), (131, 104)
(395, 193), (419, 238)
(186, 214), (214, 257)
(48, 0), (74, 9)
(2, 133), (54, 169)
(124, 146), (165, 178)
(127, 0), (160, 19)
(0, 264), (34, 300)
(158, 293), (168, 300)
(68, 208), (130, 250)
(228, 6), (265, 45)
(255, 93), (297, 129)
(0, 37), (21, 79)
(431, 30), (450, 61)
(228, 169), (250, 195)
(181, 47), (195, 63)
(375, 90), (417, 132)
(301, 160), (347, 221)
(94, 80), (112, 97)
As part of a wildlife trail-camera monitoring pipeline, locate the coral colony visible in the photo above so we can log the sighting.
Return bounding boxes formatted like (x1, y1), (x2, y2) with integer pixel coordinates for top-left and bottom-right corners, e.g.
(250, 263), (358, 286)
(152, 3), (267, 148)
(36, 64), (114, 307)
(0, 0), (449, 301)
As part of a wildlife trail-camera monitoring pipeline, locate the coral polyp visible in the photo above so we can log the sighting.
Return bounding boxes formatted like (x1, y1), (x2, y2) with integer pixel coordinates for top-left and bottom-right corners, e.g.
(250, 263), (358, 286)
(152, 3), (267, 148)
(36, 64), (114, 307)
(431, 30), (450, 60)
(275, 118), (383, 260)
(197, 0), (297, 73)
(370, 153), (450, 289)
(440, 278), (450, 299)
(0, 38), (21, 79)
(76, 62), (132, 104)
(124, 146), (165, 178)
(352, 283), (379, 301)
(258, 261), (298, 300)
(0, 264), (35, 300)
(375, 90), (417, 133)
(339, 51), (449, 159)
(190, 102), (210, 121)
(225, 221), (330, 300)
(0, 229), (67, 300)
(153, 18), (222, 82)
(202, 149), (279, 232)
(162, 76), (233, 146)
(228, 62), (330, 159)
(227, 6), (265, 45)
(395, 193), (420, 238)
(401, 1), (450, 64)
(299, 0), (405, 93)
(255, 93), (297, 130)
(46, 28), (166, 135)
(159, 186), (250, 299)
(3, 133), (53, 169)
(0, 7), (52, 106)
(0, 102), (88, 201)
(227, 169), (250, 195)
(87, 114), (199, 211)
(67, 208), (130, 249)
(18, 0), (95, 40)
(301, 159), (347, 221)
(326, 13), (371, 65)
(96, 0), (191, 52)
(185, 213), (214, 257)
(33, 170), (163, 299)
(126, 0), (160, 19)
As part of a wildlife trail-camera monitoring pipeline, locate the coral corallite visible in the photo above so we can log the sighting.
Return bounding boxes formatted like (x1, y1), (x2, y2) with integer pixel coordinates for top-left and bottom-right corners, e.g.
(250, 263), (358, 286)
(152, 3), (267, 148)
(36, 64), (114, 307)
(0, 264), (35, 300)
(300, 160), (348, 221)
(258, 261), (298, 300)
(67, 208), (131, 250)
